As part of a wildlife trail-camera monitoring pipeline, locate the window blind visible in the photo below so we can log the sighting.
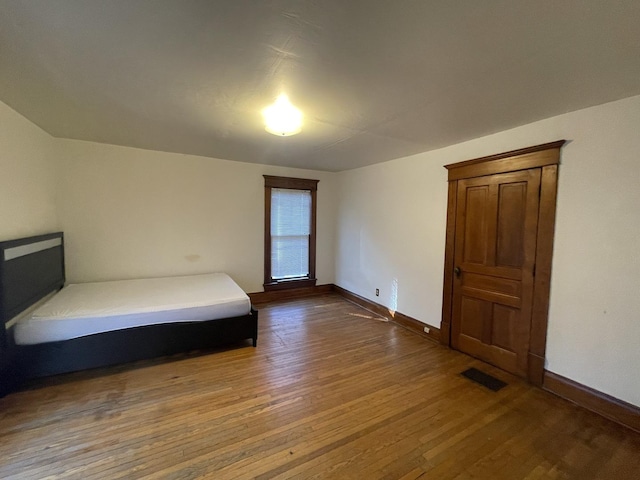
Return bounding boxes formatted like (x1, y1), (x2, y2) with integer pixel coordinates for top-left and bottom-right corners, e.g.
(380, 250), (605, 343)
(270, 188), (311, 280)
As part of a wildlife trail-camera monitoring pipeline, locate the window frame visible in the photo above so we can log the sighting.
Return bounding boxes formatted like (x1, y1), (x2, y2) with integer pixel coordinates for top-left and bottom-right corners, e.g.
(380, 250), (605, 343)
(263, 175), (319, 291)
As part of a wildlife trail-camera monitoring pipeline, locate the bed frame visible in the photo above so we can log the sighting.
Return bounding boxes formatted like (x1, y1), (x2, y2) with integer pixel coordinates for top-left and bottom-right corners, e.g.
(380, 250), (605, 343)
(0, 232), (258, 394)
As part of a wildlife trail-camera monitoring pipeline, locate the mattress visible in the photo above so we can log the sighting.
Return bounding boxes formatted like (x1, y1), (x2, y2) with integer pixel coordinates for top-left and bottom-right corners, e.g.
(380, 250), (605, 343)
(14, 273), (251, 345)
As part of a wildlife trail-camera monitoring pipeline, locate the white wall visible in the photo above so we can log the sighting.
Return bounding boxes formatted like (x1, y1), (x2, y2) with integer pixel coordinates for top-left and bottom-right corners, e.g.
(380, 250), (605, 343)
(56, 139), (337, 293)
(0, 101), (59, 239)
(335, 95), (640, 407)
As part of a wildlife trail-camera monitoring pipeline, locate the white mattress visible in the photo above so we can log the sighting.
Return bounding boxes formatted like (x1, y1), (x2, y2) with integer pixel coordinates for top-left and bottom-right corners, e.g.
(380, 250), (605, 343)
(14, 273), (251, 345)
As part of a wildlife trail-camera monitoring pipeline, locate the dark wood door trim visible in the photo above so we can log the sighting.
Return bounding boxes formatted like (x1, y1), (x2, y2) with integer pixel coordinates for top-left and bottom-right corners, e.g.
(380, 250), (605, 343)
(444, 140), (565, 181)
(528, 164), (559, 385)
(440, 180), (458, 346)
(441, 141), (565, 385)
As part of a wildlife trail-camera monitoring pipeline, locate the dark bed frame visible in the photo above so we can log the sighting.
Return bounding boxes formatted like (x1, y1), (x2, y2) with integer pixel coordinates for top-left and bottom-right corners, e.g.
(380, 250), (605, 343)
(0, 232), (258, 395)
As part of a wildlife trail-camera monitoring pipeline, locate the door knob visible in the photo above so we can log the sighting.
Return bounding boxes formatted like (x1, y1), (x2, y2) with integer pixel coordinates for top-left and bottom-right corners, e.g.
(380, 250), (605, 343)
(454, 266), (461, 277)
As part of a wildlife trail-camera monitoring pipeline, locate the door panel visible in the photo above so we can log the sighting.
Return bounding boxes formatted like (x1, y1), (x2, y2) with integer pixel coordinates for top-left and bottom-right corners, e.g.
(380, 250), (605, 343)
(451, 169), (541, 377)
(491, 304), (518, 351)
(463, 273), (521, 298)
(496, 182), (527, 267)
(463, 186), (491, 264)
(459, 296), (489, 340)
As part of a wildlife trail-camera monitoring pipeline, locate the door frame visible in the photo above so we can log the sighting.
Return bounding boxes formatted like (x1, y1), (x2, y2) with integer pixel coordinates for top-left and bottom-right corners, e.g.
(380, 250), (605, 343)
(440, 140), (565, 385)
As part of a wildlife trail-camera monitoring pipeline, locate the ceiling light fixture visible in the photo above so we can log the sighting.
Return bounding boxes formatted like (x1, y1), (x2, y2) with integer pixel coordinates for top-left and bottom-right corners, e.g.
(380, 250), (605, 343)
(262, 93), (303, 136)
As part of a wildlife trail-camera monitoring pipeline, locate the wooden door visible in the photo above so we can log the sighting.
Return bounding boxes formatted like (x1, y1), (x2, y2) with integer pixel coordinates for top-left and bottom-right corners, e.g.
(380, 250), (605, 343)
(442, 141), (564, 385)
(451, 169), (541, 377)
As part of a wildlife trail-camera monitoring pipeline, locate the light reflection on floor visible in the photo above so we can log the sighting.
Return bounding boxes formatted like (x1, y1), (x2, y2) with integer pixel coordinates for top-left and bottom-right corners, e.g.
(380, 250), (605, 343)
(255, 296), (409, 396)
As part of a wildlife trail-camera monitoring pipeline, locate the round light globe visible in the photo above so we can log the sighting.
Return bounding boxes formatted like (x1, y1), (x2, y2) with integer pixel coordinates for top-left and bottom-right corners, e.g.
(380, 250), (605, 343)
(262, 94), (303, 136)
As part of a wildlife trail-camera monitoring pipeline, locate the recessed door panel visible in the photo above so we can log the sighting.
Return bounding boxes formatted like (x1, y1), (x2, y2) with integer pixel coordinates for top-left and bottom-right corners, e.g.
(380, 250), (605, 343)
(459, 296), (489, 341)
(491, 304), (518, 352)
(463, 186), (490, 265)
(496, 182), (527, 268)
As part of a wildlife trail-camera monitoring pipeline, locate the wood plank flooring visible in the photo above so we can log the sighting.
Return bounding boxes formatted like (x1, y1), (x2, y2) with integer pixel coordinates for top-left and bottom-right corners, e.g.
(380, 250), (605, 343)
(1, 294), (638, 479)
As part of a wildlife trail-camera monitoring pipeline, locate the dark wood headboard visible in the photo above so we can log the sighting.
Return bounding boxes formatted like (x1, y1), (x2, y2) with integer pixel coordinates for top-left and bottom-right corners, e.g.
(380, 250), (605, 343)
(0, 233), (65, 338)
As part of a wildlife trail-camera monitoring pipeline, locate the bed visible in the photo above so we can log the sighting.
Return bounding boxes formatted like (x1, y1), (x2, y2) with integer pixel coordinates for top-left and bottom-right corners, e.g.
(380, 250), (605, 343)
(0, 232), (258, 393)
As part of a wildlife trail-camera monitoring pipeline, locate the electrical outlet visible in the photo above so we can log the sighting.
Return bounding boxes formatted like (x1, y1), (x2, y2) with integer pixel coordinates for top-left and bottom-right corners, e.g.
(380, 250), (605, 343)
(423, 326), (430, 334)
(375, 288), (379, 297)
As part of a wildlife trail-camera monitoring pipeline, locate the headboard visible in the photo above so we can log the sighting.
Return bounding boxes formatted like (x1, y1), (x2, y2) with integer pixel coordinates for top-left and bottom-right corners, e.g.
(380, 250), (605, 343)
(0, 232), (65, 339)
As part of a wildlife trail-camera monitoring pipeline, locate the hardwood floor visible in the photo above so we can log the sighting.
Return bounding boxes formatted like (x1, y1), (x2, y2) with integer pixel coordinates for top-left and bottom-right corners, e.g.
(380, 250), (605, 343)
(1, 294), (638, 479)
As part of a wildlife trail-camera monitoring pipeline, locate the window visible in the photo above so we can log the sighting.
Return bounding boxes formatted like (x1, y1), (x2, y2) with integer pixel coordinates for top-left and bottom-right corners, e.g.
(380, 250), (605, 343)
(264, 175), (318, 291)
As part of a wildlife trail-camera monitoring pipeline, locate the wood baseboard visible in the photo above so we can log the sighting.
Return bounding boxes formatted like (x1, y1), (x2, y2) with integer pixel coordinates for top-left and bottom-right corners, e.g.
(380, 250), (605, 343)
(332, 285), (440, 343)
(543, 371), (640, 433)
(248, 284), (333, 305)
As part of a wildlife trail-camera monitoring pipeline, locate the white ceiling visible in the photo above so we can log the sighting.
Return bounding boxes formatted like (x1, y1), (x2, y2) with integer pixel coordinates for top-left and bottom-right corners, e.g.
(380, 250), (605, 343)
(1, 1), (639, 172)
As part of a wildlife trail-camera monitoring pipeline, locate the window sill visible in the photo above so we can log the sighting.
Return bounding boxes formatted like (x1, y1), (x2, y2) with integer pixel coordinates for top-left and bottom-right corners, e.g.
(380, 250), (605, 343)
(263, 278), (317, 292)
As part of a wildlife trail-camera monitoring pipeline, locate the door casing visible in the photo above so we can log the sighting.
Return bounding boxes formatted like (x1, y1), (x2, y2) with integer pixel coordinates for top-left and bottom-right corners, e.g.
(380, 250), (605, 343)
(440, 141), (565, 385)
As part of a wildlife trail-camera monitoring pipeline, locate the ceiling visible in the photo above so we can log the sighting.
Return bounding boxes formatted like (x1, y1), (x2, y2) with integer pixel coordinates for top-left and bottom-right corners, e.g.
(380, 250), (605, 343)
(1, 1), (639, 172)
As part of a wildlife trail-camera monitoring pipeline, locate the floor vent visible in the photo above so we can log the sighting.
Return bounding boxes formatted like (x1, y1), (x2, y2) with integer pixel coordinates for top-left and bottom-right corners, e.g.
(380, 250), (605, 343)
(461, 367), (507, 392)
